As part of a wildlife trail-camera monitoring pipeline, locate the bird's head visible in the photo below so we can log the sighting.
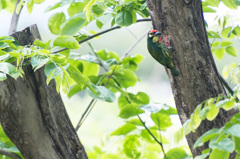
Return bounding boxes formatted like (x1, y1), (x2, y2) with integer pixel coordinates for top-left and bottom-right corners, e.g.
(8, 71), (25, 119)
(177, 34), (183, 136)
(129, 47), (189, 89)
(148, 30), (161, 42)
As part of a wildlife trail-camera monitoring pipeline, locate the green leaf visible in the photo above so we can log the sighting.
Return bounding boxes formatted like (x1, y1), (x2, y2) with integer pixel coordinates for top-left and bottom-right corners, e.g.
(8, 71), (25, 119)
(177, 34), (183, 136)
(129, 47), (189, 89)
(67, 84), (85, 98)
(68, 59), (99, 77)
(118, 92), (149, 109)
(190, 105), (202, 130)
(221, 27), (235, 39)
(213, 48), (225, 60)
(164, 148), (189, 159)
(151, 112), (172, 130)
(0, 42), (9, 49)
(44, 62), (64, 83)
(225, 46), (237, 57)
(206, 105), (219, 121)
(0, 62), (20, 79)
(83, 0), (96, 21)
(122, 54), (144, 71)
(96, 20), (103, 29)
(126, 118), (143, 126)
(92, 4), (104, 15)
(139, 103), (177, 115)
(111, 123), (136, 135)
(236, 0), (240, 5)
(209, 137), (234, 152)
(233, 136), (240, 153)
(202, 6), (216, 13)
(123, 135), (141, 159)
(96, 49), (119, 61)
(209, 148), (229, 159)
(206, 0), (220, 7)
(87, 85), (116, 102)
(31, 54), (49, 71)
(34, 0), (44, 4)
(0, 72), (6, 81)
(224, 124), (240, 137)
(222, 0), (237, 9)
(45, 2), (61, 12)
(212, 41), (220, 47)
(67, 64), (97, 94)
(195, 149), (211, 159)
(53, 36), (80, 49)
(232, 26), (240, 36)
(27, 0), (34, 13)
(34, 39), (51, 50)
(118, 104), (144, 119)
(113, 69), (138, 88)
(48, 12), (66, 35)
(207, 31), (221, 38)
(61, 15), (86, 36)
(236, 154), (240, 159)
(220, 41), (233, 47)
(115, 10), (133, 27)
(68, 1), (89, 17)
(194, 128), (221, 148)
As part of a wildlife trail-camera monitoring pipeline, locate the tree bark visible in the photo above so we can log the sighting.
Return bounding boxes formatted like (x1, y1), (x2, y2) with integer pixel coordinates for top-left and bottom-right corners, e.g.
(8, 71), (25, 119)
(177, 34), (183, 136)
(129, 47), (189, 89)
(0, 25), (88, 159)
(147, 0), (238, 157)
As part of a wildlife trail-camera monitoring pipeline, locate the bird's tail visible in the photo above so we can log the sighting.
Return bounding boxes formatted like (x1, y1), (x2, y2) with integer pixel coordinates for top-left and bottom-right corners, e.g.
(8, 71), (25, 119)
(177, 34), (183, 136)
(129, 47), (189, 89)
(172, 68), (179, 76)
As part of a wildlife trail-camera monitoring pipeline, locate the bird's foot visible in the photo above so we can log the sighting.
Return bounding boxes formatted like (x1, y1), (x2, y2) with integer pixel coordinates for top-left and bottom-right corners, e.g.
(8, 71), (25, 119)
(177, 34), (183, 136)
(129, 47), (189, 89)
(165, 35), (171, 46)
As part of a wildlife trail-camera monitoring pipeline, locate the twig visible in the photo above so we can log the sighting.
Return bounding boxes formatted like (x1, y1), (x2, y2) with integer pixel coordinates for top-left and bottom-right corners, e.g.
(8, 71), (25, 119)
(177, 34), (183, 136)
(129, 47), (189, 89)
(75, 30), (148, 131)
(51, 18), (151, 54)
(120, 30), (148, 61)
(0, 149), (22, 159)
(126, 28), (138, 39)
(88, 42), (108, 72)
(137, 115), (166, 156)
(219, 75), (234, 95)
(75, 99), (96, 131)
(9, 0), (23, 35)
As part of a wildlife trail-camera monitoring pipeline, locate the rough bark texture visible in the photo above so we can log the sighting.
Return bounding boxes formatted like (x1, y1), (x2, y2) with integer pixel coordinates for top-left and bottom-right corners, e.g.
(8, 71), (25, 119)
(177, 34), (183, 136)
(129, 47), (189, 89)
(0, 25), (88, 159)
(147, 0), (238, 157)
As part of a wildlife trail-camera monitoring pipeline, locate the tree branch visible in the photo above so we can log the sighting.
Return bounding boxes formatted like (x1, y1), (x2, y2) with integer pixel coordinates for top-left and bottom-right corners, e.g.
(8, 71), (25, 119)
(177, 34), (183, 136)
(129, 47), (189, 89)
(51, 18), (151, 54)
(0, 149), (22, 159)
(9, 0), (23, 35)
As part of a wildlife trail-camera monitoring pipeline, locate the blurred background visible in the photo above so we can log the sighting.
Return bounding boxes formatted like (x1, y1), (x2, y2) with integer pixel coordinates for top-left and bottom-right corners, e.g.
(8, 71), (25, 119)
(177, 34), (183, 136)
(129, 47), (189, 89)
(0, 0), (240, 151)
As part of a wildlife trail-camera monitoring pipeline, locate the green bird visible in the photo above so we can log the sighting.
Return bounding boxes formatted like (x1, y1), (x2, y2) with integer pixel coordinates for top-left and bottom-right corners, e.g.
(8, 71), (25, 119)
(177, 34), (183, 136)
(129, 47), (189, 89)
(147, 30), (179, 76)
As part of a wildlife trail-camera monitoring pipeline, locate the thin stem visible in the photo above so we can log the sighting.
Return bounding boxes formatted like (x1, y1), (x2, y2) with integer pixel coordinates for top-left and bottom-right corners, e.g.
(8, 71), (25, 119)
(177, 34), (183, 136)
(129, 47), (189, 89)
(137, 115), (166, 156)
(75, 99), (96, 131)
(51, 18), (151, 54)
(9, 0), (23, 35)
(120, 30), (148, 61)
(126, 28), (138, 39)
(0, 149), (21, 159)
(219, 75), (234, 95)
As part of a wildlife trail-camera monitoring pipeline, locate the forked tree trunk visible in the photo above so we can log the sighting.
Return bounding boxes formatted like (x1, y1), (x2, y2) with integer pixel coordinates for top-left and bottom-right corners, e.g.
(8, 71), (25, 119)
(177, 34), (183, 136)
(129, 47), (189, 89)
(0, 25), (88, 159)
(147, 0), (238, 157)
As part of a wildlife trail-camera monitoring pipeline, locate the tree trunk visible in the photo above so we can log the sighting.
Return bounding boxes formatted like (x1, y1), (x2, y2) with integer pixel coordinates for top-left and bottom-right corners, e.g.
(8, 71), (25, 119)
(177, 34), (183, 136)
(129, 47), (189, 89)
(147, 0), (238, 157)
(0, 25), (88, 159)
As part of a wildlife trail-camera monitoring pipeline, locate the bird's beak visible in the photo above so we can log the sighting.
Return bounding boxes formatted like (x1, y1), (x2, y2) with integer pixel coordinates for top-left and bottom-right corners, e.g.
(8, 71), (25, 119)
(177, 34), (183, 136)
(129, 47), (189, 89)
(154, 31), (161, 36)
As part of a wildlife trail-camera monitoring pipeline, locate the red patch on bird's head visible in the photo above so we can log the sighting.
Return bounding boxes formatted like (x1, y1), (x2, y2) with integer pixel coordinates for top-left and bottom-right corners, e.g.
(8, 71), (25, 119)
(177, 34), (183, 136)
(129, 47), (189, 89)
(151, 30), (158, 33)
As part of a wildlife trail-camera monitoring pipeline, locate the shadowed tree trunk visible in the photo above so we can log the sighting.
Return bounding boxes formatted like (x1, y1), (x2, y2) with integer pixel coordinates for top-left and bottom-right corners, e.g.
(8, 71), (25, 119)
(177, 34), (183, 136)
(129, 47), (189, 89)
(0, 25), (88, 159)
(147, 0), (238, 157)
